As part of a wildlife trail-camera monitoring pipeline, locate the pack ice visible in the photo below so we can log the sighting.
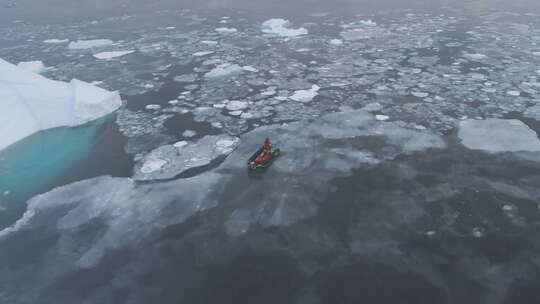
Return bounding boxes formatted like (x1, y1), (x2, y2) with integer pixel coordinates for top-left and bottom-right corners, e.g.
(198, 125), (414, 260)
(0, 58), (122, 151)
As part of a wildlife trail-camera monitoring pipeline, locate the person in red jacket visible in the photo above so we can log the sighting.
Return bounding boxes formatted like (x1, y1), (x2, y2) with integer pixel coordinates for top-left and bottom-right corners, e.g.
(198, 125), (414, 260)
(255, 138), (272, 164)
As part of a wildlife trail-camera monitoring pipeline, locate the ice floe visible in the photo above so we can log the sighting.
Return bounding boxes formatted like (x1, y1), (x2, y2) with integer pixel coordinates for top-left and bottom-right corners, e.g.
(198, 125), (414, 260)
(204, 63), (244, 78)
(93, 50), (134, 59)
(290, 85), (320, 103)
(43, 38), (69, 44)
(68, 39), (114, 49)
(458, 119), (540, 152)
(0, 58), (121, 151)
(215, 27), (237, 33)
(262, 18), (308, 37)
(134, 134), (240, 180)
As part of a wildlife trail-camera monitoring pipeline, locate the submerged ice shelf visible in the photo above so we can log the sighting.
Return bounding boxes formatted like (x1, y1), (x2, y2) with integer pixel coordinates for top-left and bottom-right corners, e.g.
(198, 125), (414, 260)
(0, 58), (122, 151)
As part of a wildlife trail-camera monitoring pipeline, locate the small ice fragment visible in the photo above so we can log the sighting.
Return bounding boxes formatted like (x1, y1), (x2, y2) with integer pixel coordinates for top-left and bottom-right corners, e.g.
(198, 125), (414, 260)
(173, 141), (188, 148)
(502, 204), (514, 211)
(145, 104), (161, 110)
(93, 50), (134, 59)
(229, 111), (243, 116)
(193, 51), (214, 57)
(507, 90), (521, 96)
(168, 99), (178, 105)
(204, 63), (244, 78)
(359, 19), (377, 26)
(68, 39), (113, 49)
(412, 68), (422, 74)
(426, 230), (436, 236)
(201, 40), (218, 45)
(240, 112), (253, 119)
(43, 38), (69, 44)
(472, 227), (484, 238)
(290, 85), (320, 103)
(329, 39), (343, 45)
(464, 53), (487, 60)
(375, 115), (389, 121)
(412, 91), (429, 98)
(225, 100), (248, 111)
(262, 18), (308, 37)
(215, 27), (237, 33)
(182, 130), (197, 138)
(242, 66), (258, 72)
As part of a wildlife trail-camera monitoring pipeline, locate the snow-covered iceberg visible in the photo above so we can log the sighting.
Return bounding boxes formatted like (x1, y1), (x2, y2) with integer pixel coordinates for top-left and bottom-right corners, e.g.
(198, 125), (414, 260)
(0, 58), (122, 151)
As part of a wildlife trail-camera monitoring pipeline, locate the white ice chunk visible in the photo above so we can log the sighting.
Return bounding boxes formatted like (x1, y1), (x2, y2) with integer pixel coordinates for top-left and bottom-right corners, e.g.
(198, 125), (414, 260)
(226, 100), (248, 111)
(242, 66), (258, 72)
(182, 130), (197, 138)
(145, 104), (161, 110)
(43, 38), (69, 44)
(68, 39), (114, 50)
(0, 58), (121, 151)
(458, 119), (540, 152)
(17, 61), (47, 74)
(464, 53), (487, 60)
(506, 90), (521, 96)
(215, 27), (237, 33)
(329, 39), (343, 45)
(93, 50), (134, 59)
(290, 84), (320, 103)
(173, 141), (188, 148)
(262, 18), (308, 37)
(204, 63), (244, 78)
(375, 115), (389, 121)
(412, 91), (429, 98)
(193, 51), (214, 57)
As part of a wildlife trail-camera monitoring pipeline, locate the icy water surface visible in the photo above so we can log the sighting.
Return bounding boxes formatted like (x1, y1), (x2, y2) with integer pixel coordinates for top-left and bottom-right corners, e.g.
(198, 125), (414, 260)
(1, 0), (540, 303)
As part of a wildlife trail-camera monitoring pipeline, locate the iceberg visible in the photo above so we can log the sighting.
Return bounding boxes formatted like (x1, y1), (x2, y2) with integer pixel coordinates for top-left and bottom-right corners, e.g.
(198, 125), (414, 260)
(0, 58), (122, 151)
(458, 119), (540, 152)
(262, 18), (308, 37)
(68, 39), (114, 50)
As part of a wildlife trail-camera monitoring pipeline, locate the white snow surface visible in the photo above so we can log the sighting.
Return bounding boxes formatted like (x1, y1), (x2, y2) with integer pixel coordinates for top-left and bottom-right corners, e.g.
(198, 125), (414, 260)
(0, 58), (122, 151)
(93, 50), (134, 59)
(17, 61), (47, 74)
(262, 18), (308, 37)
(68, 39), (114, 49)
(458, 119), (540, 152)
